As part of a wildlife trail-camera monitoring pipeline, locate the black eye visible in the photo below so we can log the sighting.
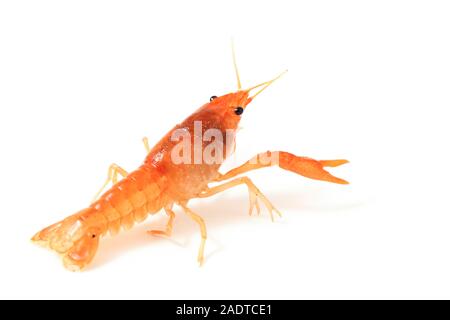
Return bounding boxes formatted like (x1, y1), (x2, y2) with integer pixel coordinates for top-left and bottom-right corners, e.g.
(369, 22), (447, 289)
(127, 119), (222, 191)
(234, 106), (244, 115)
(91, 234), (96, 239)
(210, 96), (217, 102)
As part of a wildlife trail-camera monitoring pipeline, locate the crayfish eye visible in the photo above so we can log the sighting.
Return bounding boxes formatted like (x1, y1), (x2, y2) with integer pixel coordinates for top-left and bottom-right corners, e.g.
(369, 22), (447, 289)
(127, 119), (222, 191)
(234, 106), (244, 115)
(210, 96), (217, 102)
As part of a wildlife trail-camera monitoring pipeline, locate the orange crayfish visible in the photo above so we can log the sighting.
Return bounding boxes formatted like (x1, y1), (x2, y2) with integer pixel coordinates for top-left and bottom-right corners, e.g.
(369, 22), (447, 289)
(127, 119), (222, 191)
(32, 45), (349, 271)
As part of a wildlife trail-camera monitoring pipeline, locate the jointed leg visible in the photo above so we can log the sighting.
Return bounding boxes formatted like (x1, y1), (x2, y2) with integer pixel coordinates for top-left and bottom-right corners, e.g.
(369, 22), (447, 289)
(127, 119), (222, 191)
(180, 203), (207, 266)
(92, 137), (151, 204)
(148, 205), (176, 237)
(217, 151), (349, 184)
(91, 163), (128, 203)
(143, 137), (150, 154)
(198, 176), (281, 222)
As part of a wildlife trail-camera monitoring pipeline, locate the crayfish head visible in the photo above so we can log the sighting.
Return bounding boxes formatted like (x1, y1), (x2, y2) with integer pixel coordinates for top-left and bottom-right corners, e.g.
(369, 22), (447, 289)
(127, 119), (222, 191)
(202, 43), (287, 131)
(206, 68), (287, 130)
(205, 90), (252, 130)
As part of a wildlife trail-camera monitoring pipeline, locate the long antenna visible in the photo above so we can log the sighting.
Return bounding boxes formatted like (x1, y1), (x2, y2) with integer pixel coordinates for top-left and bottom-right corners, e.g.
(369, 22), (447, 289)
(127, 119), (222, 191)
(244, 69), (288, 100)
(231, 40), (242, 90)
(249, 70), (288, 100)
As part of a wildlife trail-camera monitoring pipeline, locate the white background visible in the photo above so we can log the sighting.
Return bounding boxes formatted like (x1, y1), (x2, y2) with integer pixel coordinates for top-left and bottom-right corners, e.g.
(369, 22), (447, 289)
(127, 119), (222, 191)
(1, 1), (449, 299)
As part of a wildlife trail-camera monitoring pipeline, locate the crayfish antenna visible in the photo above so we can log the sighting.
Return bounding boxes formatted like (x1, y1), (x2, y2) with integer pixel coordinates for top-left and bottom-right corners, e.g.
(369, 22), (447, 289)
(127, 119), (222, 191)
(231, 41), (287, 100)
(246, 69), (288, 100)
(231, 39), (242, 90)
